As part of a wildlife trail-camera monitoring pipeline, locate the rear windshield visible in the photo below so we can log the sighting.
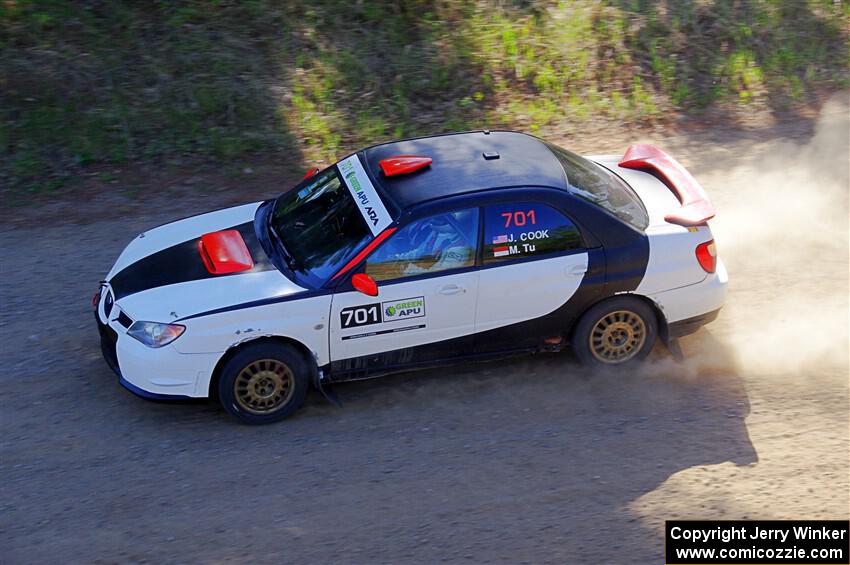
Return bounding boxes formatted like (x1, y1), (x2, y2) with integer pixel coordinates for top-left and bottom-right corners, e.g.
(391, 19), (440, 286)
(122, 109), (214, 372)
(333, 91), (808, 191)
(546, 143), (649, 230)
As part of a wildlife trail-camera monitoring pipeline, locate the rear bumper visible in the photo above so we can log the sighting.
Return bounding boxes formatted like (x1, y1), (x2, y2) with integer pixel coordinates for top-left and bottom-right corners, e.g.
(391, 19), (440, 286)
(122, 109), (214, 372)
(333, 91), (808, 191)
(668, 308), (720, 338)
(647, 258), (727, 335)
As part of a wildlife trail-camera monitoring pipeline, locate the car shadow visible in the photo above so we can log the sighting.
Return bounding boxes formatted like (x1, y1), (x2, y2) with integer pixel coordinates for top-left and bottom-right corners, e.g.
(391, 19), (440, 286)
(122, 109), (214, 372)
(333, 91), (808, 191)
(280, 328), (756, 562)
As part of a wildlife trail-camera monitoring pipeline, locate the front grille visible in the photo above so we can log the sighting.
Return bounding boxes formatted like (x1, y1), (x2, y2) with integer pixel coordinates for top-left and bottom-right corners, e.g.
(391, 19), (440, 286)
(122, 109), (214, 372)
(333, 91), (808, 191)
(96, 314), (120, 377)
(117, 311), (133, 329)
(104, 290), (114, 318)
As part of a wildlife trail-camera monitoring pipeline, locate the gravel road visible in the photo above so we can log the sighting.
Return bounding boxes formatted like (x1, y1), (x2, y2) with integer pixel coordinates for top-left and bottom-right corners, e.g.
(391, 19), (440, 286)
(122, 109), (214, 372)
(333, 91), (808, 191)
(2, 94), (847, 564)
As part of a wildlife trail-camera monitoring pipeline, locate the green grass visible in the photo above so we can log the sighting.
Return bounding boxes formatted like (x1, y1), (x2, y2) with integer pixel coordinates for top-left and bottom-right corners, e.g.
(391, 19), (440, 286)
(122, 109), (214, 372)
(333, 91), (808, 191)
(2, 0), (848, 193)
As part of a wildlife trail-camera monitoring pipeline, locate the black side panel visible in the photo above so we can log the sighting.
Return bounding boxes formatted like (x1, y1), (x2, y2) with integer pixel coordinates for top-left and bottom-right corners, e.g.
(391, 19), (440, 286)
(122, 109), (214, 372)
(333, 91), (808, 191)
(110, 222), (273, 300)
(329, 334), (476, 380)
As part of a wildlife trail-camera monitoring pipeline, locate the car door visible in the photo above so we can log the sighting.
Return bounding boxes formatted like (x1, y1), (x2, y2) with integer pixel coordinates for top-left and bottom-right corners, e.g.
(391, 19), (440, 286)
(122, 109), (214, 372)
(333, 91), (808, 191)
(329, 208), (481, 372)
(474, 201), (596, 354)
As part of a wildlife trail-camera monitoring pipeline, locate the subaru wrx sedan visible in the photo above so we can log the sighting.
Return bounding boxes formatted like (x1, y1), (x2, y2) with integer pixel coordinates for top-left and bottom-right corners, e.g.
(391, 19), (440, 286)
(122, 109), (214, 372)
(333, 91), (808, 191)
(95, 131), (726, 424)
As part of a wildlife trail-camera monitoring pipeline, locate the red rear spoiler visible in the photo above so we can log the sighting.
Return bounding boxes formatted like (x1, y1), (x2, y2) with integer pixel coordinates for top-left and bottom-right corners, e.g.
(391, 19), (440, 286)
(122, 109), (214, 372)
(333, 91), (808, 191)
(618, 144), (715, 226)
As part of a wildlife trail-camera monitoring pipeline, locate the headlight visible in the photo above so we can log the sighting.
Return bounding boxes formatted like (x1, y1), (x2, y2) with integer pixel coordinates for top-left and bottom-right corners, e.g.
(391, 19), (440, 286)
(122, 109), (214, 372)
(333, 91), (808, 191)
(127, 321), (186, 348)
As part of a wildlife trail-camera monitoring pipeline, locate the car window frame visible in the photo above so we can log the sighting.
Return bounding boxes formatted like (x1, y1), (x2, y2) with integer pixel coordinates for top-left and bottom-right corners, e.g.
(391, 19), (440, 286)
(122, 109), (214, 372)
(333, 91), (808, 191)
(359, 207), (482, 285)
(544, 142), (650, 231)
(478, 199), (587, 269)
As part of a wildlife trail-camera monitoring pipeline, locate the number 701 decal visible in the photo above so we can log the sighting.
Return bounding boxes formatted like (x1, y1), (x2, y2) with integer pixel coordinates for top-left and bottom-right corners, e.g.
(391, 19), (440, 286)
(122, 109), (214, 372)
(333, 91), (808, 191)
(340, 303), (381, 329)
(501, 209), (536, 228)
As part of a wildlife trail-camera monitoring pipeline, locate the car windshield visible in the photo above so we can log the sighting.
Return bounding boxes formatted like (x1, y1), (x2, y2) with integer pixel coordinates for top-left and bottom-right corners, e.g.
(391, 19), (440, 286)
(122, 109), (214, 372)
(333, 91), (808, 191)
(270, 166), (372, 282)
(546, 143), (649, 230)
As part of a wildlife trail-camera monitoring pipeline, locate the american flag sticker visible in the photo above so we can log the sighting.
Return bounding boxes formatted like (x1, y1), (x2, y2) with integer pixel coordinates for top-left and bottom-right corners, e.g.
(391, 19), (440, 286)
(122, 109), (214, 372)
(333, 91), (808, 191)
(492, 234), (508, 244)
(493, 245), (510, 257)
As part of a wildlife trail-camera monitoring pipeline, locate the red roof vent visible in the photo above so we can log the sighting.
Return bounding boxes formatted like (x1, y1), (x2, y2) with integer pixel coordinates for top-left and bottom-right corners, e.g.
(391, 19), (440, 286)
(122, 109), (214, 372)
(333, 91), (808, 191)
(197, 230), (254, 275)
(619, 144), (716, 226)
(379, 156), (432, 176)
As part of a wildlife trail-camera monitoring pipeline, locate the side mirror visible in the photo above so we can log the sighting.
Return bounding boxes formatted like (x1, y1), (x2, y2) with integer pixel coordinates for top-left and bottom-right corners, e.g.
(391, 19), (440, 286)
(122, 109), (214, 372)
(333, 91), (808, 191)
(351, 273), (378, 297)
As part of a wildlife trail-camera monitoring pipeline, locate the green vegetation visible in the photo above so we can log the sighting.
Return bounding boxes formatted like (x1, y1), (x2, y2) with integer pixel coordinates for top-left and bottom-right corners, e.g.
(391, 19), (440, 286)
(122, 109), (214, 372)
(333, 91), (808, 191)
(2, 0), (847, 193)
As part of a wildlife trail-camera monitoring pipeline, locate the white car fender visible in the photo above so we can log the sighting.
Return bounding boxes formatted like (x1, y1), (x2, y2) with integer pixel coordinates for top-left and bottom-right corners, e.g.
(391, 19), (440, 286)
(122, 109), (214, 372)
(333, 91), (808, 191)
(171, 293), (333, 366)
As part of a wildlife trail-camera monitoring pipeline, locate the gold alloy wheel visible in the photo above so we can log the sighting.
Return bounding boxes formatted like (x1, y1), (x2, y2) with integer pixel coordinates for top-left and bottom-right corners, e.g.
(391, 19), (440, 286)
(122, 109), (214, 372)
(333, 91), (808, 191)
(589, 310), (647, 364)
(234, 358), (295, 415)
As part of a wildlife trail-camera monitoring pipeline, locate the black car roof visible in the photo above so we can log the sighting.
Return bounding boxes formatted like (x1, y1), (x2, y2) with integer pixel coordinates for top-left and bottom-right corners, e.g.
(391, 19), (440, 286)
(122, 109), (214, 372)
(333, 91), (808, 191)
(360, 131), (568, 211)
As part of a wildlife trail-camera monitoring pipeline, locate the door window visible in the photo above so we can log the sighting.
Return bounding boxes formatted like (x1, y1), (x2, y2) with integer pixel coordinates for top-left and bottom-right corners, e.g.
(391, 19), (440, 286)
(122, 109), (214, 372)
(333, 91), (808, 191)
(483, 202), (581, 264)
(365, 209), (479, 281)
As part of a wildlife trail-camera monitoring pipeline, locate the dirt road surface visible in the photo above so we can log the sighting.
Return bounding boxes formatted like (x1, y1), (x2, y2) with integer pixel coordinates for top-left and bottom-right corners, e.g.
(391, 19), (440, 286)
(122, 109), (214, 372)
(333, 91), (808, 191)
(2, 94), (848, 564)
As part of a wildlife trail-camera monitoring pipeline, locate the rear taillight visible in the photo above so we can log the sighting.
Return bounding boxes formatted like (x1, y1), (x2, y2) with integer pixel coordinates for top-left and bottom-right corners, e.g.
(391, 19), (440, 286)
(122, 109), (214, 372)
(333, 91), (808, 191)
(695, 240), (717, 273)
(92, 288), (101, 309)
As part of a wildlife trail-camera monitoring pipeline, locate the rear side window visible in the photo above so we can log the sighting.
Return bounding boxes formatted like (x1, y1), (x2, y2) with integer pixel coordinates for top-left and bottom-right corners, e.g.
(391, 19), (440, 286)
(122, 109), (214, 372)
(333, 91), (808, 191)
(545, 143), (649, 230)
(483, 203), (582, 264)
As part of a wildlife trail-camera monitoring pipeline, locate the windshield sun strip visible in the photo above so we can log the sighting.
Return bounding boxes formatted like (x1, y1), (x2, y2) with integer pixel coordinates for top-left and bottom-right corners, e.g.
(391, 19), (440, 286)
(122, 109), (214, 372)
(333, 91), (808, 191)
(337, 154), (393, 236)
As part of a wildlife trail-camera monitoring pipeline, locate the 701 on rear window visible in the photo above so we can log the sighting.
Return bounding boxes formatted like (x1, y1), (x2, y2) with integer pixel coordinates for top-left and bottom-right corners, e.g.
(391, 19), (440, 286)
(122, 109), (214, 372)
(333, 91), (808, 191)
(484, 203), (582, 264)
(500, 210), (536, 228)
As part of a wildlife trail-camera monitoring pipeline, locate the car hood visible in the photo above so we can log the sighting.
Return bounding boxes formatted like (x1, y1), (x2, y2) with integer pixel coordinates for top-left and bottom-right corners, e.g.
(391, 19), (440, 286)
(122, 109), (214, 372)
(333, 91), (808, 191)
(106, 202), (308, 322)
(107, 202), (263, 277)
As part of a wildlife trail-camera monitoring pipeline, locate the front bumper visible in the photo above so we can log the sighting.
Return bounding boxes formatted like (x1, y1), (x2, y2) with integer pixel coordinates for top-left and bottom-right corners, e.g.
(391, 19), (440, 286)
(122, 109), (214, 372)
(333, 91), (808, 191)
(96, 313), (191, 400)
(95, 302), (218, 400)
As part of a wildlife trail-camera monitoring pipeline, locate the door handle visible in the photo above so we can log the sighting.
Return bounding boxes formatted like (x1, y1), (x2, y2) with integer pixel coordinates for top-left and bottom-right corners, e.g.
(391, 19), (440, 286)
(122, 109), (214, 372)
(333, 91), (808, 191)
(567, 265), (588, 276)
(438, 284), (465, 295)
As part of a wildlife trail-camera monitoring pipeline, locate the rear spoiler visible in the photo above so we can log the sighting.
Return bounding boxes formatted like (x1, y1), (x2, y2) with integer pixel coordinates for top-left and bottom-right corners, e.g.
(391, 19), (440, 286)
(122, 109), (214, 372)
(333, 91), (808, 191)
(618, 144), (715, 226)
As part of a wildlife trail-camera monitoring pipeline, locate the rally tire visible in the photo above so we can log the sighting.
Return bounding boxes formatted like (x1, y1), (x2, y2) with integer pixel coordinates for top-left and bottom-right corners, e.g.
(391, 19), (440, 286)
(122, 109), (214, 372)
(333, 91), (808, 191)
(218, 342), (310, 424)
(571, 296), (657, 366)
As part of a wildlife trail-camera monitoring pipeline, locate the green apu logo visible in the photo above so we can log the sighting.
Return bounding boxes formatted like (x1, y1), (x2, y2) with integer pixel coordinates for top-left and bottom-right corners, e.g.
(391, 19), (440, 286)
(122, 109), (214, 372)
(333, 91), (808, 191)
(340, 160), (379, 226)
(384, 297), (425, 320)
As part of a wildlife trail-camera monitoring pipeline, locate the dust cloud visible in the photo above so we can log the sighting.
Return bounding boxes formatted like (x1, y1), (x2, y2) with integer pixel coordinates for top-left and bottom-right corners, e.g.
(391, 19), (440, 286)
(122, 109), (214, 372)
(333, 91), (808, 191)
(626, 93), (850, 531)
(660, 92), (849, 378)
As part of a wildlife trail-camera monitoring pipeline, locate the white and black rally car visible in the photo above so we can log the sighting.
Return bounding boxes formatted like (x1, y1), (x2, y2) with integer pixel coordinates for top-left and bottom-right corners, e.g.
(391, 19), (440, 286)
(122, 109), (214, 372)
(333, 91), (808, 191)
(95, 131), (726, 424)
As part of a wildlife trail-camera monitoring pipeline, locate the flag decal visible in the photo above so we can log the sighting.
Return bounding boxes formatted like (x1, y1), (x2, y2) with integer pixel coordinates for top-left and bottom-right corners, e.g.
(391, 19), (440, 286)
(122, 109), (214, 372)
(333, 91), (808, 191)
(493, 245), (510, 258)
